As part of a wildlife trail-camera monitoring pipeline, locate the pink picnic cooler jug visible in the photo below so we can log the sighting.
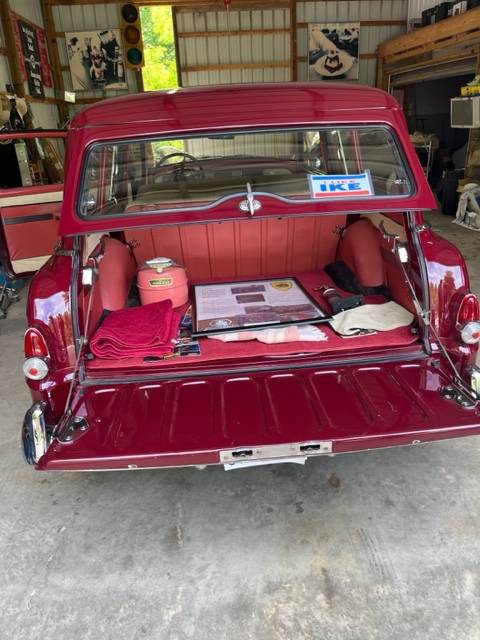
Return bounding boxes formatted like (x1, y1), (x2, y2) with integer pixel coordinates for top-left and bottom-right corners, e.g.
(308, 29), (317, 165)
(137, 257), (188, 308)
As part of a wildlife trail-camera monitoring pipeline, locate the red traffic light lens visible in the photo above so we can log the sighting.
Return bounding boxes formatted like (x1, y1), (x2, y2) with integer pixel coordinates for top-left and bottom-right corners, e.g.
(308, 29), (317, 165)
(121, 3), (139, 23)
(127, 47), (143, 66)
(124, 25), (140, 44)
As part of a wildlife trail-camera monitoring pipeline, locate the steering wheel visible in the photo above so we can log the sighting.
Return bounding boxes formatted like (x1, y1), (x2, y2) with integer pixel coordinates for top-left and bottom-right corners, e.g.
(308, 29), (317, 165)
(156, 151), (202, 173)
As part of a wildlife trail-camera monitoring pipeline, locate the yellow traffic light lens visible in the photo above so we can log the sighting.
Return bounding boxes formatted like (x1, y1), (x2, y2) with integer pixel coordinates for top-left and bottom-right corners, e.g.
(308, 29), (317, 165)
(121, 4), (139, 23)
(124, 25), (140, 45)
(127, 48), (143, 66)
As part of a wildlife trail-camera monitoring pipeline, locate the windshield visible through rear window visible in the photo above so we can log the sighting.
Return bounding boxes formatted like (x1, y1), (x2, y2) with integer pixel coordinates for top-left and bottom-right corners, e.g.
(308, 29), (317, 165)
(79, 127), (412, 217)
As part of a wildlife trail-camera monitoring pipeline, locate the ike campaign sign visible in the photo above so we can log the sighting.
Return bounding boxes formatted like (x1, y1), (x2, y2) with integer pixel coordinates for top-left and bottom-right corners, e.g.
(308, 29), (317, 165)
(309, 171), (374, 199)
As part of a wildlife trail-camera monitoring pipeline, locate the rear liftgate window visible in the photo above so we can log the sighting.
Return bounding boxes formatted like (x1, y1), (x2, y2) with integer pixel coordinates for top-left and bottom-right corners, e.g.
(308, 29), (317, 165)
(79, 127), (412, 217)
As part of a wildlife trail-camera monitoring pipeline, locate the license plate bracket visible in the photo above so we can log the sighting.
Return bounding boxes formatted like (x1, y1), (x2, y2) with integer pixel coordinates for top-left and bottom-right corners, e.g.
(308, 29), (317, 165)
(220, 440), (332, 465)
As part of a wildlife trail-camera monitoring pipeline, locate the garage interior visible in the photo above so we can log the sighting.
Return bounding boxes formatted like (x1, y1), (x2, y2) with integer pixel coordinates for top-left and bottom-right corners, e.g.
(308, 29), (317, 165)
(1, 1), (480, 638)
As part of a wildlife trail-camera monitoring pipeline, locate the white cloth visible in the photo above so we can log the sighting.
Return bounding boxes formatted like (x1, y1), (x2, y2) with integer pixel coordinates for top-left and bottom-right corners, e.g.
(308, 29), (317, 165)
(208, 324), (328, 344)
(454, 183), (480, 231)
(328, 301), (414, 336)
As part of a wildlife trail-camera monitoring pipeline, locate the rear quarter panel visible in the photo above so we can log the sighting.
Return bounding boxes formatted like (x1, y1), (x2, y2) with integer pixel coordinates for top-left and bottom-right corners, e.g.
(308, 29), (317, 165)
(26, 250), (76, 419)
(419, 224), (477, 371)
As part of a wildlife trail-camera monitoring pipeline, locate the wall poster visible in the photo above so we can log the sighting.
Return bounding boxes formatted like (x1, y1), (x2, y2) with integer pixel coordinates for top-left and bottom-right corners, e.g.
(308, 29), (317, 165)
(308, 23), (360, 81)
(65, 30), (127, 91)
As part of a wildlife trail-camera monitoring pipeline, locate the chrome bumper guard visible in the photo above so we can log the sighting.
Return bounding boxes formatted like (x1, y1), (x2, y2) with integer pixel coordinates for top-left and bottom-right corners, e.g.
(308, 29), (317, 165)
(22, 403), (51, 465)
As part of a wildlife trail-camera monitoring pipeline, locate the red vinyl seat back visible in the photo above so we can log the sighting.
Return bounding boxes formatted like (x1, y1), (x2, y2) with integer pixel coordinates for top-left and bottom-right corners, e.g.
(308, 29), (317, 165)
(337, 218), (385, 288)
(337, 217), (415, 312)
(97, 237), (136, 311)
(124, 215), (347, 280)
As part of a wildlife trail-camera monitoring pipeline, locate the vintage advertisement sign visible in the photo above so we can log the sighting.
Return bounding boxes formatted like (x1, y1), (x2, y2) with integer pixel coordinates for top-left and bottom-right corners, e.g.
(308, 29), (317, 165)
(17, 17), (44, 98)
(36, 28), (53, 88)
(11, 13), (27, 81)
(308, 23), (360, 81)
(308, 172), (374, 199)
(10, 13), (52, 94)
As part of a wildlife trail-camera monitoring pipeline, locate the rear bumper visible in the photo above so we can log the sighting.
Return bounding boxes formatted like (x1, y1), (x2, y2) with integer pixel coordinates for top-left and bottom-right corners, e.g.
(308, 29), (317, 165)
(36, 425), (480, 472)
(33, 356), (480, 472)
(22, 403), (51, 466)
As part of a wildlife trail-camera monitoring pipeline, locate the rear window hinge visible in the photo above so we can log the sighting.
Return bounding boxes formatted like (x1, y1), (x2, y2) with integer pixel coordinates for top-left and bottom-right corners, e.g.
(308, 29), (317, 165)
(54, 243), (75, 258)
(415, 222), (431, 232)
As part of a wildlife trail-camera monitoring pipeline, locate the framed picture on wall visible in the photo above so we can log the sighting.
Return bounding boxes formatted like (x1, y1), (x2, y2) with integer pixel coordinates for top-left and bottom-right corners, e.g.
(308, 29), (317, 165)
(65, 29), (127, 91)
(308, 23), (360, 81)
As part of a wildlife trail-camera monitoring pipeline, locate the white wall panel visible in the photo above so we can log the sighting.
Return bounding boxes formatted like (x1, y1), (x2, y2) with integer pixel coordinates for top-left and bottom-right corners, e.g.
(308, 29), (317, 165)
(176, 6), (291, 87)
(30, 101), (59, 129)
(297, 0), (408, 22)
(9, 0), (44, 26)
(176, 2), (407, 89)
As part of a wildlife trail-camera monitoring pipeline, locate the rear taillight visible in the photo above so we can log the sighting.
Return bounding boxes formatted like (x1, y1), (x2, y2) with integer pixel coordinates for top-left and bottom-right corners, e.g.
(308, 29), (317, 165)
(24, 328), (49, 359)
(457, 294), (480, 325)
(23, 329), (49, 380)
(457, 294), (480, 345)
(22, 357), (49, 381)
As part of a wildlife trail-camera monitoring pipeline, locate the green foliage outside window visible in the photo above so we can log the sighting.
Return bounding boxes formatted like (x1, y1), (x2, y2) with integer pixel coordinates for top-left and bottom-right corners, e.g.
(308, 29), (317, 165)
(140, 6), (178, 91)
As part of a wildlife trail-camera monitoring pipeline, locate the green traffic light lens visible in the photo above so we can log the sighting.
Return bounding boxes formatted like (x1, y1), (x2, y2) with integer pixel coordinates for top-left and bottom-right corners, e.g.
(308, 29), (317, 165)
(127, 47), (143, 66)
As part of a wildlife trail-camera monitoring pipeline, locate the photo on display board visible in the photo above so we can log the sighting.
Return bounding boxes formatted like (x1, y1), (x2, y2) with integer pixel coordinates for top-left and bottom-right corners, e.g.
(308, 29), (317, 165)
(65, 29), (127, 91)
(308, 23), (360, 81)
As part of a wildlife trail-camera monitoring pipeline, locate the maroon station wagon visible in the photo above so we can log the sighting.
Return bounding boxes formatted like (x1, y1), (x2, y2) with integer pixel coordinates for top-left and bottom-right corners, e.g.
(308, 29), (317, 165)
(14, 82), (480, 471)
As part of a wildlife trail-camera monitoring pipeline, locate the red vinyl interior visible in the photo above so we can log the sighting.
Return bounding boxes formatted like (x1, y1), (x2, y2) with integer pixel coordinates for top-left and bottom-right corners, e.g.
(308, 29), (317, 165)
(97, 237), (136, 311)
(124, 215), (347, 280)
(85, 215), (418, 361)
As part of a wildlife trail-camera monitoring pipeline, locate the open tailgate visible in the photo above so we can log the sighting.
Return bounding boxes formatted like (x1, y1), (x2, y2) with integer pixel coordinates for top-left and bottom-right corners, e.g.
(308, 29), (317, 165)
(37, 356), (480, 471)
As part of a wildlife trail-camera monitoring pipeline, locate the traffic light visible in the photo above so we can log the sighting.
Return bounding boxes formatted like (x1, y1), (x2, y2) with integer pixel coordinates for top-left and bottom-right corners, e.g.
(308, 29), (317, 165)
(120, 3), (144, 69)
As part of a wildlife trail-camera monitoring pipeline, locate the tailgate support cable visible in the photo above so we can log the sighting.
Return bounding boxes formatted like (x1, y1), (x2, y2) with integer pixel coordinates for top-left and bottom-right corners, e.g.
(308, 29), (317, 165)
(398, 246), (478, 407)
(53, 253), (98, 439)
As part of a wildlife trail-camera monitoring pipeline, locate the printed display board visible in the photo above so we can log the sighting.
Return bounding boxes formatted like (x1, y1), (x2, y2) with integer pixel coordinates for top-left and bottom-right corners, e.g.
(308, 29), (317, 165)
(193, 278), (327, 336)
(308, 171), (374, 199)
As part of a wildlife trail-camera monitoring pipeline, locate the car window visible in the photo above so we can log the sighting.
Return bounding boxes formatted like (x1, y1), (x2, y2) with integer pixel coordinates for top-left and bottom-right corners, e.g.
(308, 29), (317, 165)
(78, 126), (412, 217)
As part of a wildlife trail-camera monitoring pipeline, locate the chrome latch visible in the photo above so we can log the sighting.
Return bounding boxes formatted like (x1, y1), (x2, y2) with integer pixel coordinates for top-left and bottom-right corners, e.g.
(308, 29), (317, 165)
(239, 182), (261, 216)
(442, 384), (478, 408)
(57, 415), (89, 443)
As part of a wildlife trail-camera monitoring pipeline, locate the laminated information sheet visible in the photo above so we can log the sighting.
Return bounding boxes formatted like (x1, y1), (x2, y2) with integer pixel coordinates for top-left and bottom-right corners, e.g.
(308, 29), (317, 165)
(193, 278), (327, 336)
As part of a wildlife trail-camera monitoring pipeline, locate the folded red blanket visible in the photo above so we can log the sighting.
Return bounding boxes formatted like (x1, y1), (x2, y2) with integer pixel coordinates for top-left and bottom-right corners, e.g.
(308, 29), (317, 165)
(90, 300), (180, 359)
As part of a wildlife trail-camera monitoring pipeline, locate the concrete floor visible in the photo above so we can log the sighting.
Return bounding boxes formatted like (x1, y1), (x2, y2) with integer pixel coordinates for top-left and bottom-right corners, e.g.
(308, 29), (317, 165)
(1, 213), (480, 640)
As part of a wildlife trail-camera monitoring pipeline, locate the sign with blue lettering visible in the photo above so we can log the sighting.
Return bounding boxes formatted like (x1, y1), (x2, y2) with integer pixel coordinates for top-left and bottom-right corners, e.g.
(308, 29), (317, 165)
(308, 171), (374, 199)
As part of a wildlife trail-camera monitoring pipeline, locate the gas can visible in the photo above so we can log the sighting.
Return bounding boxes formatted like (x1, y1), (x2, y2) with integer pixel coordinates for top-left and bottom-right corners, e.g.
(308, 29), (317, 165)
(137, 257), (188, 308)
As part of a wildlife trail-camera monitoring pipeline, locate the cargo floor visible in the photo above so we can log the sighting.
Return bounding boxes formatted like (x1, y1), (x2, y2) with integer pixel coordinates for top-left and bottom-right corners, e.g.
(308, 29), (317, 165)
(87, 270), (419, 372)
